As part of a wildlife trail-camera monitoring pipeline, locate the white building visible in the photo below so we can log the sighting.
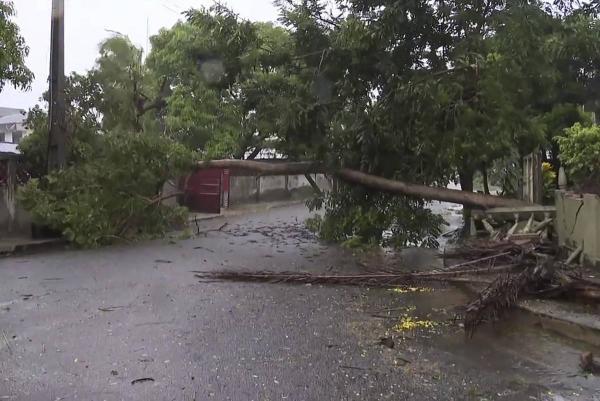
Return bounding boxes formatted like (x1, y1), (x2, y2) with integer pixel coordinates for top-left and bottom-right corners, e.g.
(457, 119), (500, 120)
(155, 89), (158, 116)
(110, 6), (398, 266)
(0, 107), (28, 145)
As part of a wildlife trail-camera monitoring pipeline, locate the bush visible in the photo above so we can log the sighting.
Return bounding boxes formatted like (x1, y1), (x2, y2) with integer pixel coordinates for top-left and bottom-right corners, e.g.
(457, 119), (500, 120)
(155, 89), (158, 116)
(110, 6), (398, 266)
(556, 123), (600, 193)
(542, 162), (557, 203)
(307, 186), (445, 248)
(19, 132), (197, 247)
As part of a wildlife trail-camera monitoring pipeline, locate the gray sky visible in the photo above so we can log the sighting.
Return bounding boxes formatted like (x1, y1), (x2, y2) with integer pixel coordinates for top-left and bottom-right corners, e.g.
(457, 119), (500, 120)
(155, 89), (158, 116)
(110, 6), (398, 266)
(0, 0), (279, 110)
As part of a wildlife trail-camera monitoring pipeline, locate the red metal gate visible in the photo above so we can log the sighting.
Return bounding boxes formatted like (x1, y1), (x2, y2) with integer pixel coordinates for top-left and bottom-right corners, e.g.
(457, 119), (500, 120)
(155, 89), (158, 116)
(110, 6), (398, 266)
(183, 169), (222, 214)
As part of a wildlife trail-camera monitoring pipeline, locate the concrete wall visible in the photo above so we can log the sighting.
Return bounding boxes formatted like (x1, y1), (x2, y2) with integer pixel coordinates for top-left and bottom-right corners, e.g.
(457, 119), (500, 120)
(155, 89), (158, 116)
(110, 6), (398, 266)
(229, 176), (259, 206)
(287, 175), (309, 190)
(555, 191), (600, 267)
(228, 174), (331, 206)
(260, 175), (287, 192)
(0, 187), (32, 238)
(161, 179), (180, 207)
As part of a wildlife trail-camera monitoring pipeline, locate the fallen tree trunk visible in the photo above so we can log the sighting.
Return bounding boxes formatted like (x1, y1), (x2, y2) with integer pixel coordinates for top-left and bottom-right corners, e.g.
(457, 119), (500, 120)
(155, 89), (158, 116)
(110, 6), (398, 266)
(196, 159), (528, 209)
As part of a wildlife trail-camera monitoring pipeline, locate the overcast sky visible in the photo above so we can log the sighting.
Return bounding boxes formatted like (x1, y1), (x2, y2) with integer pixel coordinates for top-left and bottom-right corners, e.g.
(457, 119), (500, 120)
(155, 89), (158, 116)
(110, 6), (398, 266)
(0, 0), (279, 110)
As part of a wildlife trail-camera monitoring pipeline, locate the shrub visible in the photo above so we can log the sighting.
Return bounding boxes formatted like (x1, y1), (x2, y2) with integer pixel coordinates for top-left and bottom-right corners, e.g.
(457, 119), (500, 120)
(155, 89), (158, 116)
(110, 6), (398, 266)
(19, 132), (197, 247)
(556, 123), (600, 193)
(542, 162), (557, 203)
(307, 186), (445, 248)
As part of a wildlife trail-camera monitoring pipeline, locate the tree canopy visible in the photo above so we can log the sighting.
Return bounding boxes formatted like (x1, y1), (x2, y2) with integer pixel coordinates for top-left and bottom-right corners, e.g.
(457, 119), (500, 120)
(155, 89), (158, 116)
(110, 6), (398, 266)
(0, 1), (33, 92)
(14, 0), (600, 247)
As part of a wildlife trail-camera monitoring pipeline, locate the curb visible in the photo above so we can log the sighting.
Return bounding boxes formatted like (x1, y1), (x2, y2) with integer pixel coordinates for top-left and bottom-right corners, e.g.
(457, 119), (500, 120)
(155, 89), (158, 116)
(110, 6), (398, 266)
(459, 282), (600, 346)
(187, 200), (307, 224)
(0, 238), (67, 256)
(518, 299), (600, 347)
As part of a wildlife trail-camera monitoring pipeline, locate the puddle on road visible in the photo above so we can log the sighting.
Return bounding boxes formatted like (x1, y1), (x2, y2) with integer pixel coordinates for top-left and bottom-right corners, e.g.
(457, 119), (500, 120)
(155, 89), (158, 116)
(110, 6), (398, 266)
(344, 240), (600, 399)
(363, 282), (600, 400)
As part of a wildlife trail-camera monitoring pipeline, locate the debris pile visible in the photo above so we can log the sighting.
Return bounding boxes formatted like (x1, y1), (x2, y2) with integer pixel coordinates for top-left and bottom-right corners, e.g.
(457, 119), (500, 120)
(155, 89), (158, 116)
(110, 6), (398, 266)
(194, 213), (600, 337)
(471, 209), (554, 243)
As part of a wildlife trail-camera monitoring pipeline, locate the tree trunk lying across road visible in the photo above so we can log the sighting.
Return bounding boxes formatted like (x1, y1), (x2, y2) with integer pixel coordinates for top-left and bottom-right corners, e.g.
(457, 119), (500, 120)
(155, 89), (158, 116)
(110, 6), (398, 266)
(195, 159), (529, 209)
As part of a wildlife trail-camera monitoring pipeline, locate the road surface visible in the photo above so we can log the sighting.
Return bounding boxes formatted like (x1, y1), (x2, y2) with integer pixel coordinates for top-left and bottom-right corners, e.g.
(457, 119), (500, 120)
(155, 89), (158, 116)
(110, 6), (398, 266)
(0, 204), (599, 400)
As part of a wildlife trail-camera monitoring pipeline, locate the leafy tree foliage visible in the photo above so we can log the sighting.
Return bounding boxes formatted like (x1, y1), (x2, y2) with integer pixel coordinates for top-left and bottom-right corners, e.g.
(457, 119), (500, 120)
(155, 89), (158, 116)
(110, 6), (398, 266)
(19, 73), (103, 177)
(556, 123), (600, 193)
(20, 36), (162, 176)
(0, 1), (33, 91)
(16, 1), (600, 248)
(146, 6), (306, 158)
(19, 132), (196, 247)
(272, 0), (600, 245)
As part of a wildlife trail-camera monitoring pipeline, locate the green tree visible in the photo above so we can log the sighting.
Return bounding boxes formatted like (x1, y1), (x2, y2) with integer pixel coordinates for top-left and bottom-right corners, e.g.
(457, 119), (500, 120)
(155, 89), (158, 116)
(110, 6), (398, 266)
(93, 36), (167, 132)
(146, 7), (252, 154)
(19, 132), (196, 247)
(146, 5), (332, 160)
(556, 123), (600, 193)
(273, 0), (600, 245)
(19, 0), (600, 248)
(0, 1), (33, 91)
(19, 73), (103, 177)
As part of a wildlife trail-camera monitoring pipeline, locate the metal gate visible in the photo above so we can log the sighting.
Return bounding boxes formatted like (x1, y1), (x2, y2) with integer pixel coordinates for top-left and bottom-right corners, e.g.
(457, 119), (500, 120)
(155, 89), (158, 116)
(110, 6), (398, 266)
(184, 169), (222, 214)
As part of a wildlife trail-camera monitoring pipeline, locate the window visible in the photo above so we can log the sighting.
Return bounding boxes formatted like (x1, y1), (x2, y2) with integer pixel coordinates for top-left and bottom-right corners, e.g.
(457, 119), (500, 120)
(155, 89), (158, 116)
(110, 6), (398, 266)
(0, 133), (5, 142)
(12, 131), (23, 144)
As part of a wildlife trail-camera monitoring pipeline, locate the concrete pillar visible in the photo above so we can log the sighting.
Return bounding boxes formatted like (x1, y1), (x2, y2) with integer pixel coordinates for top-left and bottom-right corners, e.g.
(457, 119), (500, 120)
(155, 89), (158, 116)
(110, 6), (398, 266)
(558, 167), (568, 190)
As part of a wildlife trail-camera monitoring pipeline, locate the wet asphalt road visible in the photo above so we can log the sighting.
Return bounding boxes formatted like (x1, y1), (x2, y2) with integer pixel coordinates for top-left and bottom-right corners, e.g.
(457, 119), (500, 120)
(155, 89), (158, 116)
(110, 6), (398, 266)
(1, 204), (599, 401)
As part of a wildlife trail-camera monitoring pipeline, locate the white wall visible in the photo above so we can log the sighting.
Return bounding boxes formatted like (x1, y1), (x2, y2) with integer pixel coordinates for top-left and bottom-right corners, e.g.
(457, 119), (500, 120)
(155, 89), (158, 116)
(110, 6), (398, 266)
(228, 174), (331, 206)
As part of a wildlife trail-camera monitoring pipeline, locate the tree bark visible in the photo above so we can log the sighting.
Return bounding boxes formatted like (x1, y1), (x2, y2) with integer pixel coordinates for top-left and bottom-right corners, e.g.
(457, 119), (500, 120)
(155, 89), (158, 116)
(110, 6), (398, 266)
(195, 160), (529, 209)
(304, 173), (323, 197)
(459, 168), (475, 224)
(481, 163), (490, 195)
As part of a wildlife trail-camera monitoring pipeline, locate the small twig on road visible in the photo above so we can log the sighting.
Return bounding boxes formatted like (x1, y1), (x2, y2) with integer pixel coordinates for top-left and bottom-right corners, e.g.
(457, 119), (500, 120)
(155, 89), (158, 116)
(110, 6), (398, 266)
(134, 320), (175, 327)
(340, 365), (369, 371)
(2, 331), (12, 355)
(440, 252), (513, 272)
(196, 222), (229, 236)
(98, 306), (127, 312)
(193, 246), (215, 253)
(131, 377), (155, 385)
(371, 314), (404, 319)
(395, 356), (412, 364)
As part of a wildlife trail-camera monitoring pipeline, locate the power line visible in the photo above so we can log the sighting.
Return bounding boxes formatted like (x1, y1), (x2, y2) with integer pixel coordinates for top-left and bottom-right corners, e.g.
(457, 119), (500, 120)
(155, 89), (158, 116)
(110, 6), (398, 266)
(139, 0), (185, 16)
(160, 3), (181, 15)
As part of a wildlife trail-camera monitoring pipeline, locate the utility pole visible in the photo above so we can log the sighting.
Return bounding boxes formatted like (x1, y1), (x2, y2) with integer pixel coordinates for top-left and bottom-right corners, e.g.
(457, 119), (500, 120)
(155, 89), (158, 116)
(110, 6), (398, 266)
(47, 0), (66, 173)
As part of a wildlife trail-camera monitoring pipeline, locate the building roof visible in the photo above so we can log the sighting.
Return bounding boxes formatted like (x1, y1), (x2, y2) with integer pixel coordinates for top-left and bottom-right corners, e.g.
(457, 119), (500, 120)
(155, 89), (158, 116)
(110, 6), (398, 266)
(0, 107), (25, 118)
(0, 113), (26, 125)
